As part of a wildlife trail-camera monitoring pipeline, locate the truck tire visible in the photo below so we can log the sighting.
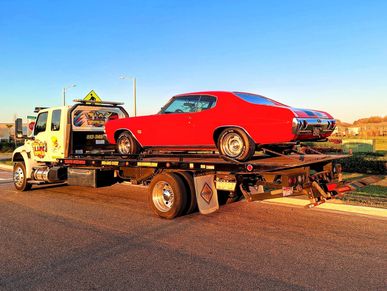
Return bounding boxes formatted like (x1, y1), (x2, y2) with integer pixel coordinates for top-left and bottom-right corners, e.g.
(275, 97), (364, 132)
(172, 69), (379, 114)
(148, 172), (187, 219)
(13, 162), (32, 191)
(116, 131), (141, 155)
(175, 171), (197, 215)
(217, 128), (255, 161)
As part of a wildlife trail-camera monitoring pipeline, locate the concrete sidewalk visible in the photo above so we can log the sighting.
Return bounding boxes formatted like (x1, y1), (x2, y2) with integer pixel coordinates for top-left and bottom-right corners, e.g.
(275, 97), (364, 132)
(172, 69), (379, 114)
(0, 153), (12, 171)
(263, 196), (387, 218)
(0, 164), (12, 171)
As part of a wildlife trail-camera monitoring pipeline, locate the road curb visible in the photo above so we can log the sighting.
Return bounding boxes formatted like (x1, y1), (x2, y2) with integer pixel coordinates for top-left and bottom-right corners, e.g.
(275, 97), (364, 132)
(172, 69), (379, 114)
(0, 164), (13, 172)
(262, 197), (387, 218)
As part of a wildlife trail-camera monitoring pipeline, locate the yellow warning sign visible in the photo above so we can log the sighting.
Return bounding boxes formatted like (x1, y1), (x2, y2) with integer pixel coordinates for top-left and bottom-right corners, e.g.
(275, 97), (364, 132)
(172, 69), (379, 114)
(83, 90), (102, 102)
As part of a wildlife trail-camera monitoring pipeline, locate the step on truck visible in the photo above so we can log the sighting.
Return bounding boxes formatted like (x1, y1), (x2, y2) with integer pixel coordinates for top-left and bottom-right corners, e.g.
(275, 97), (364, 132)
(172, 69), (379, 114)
(12, 99), (349, 219)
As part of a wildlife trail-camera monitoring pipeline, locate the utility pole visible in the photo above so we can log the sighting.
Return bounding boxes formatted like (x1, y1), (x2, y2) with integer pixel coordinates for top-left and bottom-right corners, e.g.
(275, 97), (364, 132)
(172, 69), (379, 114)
(133, 77), (137, 116)
(120, 76), (137, 116)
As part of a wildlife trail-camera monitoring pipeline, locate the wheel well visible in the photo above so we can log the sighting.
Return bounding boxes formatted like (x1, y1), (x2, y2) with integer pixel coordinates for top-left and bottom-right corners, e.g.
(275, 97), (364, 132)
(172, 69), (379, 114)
(213, 126), (252, 144)
(114, 129), (142, 147)
(114, 129), (130, 141)
(12, 153), (24, 163)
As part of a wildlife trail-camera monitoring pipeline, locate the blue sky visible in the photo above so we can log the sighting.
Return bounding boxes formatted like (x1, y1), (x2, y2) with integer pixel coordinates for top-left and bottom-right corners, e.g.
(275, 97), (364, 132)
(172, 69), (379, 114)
(0, 0), (386, 122)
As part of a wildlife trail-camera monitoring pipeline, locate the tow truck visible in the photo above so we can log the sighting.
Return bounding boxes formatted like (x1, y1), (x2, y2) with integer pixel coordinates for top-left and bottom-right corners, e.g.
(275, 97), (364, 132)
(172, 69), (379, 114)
(12, 99), (350, 219)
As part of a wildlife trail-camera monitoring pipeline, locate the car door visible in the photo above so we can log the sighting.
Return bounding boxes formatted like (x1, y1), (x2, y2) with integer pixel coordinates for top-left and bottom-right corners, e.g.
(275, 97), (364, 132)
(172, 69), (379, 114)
(186, 95), (218, 146)
(135, 96), (199, 147)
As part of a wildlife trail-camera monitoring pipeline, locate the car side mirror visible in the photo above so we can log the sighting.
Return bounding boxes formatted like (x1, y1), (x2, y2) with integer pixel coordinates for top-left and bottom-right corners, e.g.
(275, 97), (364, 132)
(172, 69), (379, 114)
(15, 118), (23, 138)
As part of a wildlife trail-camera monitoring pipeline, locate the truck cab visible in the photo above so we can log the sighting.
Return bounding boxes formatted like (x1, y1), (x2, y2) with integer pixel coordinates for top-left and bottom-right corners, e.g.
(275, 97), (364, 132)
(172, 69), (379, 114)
(12, 100), (128, 190)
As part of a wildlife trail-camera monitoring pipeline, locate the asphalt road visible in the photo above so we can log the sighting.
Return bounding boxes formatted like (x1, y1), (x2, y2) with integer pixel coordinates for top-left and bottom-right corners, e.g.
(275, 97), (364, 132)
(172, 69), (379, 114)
(0, 170), (386, 290)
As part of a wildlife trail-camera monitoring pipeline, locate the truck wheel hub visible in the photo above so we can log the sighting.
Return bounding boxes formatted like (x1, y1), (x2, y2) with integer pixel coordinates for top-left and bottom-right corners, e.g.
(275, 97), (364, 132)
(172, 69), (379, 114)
(14, 167), (24, 187)
(152, 181), (175, 212)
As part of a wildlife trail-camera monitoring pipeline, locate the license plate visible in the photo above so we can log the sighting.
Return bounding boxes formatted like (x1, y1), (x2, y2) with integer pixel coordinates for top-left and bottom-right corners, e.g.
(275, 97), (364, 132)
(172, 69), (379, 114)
(313, 127), (321, 136)
(282, 186), (293, 196)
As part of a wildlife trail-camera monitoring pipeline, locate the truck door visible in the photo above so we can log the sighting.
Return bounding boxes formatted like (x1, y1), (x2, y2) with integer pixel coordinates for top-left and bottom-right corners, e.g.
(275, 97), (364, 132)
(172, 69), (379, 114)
(31, 110), (50, 162)
(47, 109), (65, 160)
(32, 109), (65, 162)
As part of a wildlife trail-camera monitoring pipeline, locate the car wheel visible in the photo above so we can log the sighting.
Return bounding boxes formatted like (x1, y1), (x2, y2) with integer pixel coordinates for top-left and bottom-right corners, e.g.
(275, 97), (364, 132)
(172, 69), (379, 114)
(218, 128), (255, 161)
(13, 162), (32, 191)
(116, 131), (141, 155)
(148, 172), (187, 219)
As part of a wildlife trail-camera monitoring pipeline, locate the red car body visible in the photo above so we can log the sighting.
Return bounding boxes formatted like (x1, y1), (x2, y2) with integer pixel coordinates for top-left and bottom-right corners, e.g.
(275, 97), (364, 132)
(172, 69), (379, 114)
(105, 91), (335, 149)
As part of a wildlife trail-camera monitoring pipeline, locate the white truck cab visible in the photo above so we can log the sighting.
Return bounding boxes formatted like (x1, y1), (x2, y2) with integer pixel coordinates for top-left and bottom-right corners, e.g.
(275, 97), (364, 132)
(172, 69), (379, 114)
(12, 100), (128, 190)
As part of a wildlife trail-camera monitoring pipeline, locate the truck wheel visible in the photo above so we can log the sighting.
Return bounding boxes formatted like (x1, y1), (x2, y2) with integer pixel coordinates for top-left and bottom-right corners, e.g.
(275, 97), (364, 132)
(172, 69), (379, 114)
(13, 162), (32, 191)
(176, 171), (197, 215)
(116, 131), (141, 155)
(148, 173), (187, 219)
(218, 128), (255, 161)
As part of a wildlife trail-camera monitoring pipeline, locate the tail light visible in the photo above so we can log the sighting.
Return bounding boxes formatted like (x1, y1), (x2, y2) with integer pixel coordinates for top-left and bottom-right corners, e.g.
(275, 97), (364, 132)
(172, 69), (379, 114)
(292, 118), (301, 134)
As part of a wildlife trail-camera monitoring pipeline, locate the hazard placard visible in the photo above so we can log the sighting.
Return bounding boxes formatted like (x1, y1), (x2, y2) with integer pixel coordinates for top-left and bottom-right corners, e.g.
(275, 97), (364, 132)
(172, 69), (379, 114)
(83, 90), (102, 102)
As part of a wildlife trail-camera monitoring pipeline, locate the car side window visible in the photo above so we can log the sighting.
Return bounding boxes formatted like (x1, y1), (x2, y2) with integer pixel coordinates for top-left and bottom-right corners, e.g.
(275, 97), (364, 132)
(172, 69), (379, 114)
(34, 112), (48, 135)
(51, 109), (61, 131)
(196, 96), (216, 111)
(161, 95), (216, 114)
(162, 96), (200, 113)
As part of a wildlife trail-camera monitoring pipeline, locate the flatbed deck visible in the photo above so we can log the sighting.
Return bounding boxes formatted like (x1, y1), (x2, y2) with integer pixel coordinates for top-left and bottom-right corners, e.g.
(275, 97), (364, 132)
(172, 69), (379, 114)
(60, 152), (349, 173)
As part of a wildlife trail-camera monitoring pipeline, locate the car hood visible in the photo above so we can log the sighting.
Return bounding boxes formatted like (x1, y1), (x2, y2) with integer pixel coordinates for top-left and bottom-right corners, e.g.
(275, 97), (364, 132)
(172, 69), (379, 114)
(291, 108), (333, 119)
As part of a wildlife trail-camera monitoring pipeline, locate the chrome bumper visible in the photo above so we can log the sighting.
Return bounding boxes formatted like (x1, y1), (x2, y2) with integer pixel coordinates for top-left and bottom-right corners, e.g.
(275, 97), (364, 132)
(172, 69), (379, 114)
(292, 118), (336, 136)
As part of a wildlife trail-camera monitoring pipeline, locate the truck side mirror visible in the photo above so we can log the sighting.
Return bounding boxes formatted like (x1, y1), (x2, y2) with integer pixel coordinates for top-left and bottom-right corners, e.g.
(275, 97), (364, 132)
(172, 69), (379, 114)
(15, 118), (23, 138)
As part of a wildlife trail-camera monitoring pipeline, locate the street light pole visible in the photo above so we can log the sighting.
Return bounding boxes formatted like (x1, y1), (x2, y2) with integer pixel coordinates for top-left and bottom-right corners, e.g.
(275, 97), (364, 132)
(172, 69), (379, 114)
(120, 76), (137, 116)
(133, 77), (137, 116)
(63, 84), (77, 106)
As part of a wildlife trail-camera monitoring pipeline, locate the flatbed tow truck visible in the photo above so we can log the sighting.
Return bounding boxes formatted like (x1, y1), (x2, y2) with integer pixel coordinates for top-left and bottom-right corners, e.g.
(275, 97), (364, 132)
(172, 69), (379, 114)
(12, 99), (350, 219)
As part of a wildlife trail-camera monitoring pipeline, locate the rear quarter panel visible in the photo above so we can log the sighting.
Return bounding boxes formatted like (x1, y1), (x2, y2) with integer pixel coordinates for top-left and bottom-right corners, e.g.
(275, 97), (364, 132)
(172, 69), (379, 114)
(212, 93), (296, 144)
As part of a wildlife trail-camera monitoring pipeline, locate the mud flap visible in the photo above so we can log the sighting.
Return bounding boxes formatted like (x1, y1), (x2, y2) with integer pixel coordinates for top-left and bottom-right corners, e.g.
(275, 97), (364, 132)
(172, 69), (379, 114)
(194, 174), (219, 215)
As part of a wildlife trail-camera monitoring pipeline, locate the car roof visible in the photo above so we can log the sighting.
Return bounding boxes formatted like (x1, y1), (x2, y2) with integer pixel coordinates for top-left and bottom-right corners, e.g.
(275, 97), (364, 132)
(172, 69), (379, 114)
(173, 91), (284, 105)
(173, 91), (231, 96)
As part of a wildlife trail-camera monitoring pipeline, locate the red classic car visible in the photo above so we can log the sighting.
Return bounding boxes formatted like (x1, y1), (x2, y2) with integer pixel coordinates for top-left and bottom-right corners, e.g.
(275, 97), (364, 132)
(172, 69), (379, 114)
(105, 91), (336, 161)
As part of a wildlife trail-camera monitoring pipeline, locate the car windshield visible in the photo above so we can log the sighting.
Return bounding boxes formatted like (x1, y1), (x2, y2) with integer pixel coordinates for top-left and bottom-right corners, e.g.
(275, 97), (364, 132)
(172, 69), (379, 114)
(233, 92), (284, 106)
(160, 95), (216, 114)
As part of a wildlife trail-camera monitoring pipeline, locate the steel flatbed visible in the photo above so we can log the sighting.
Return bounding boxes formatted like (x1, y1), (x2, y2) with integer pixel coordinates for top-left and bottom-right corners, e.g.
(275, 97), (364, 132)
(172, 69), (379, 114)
(59, 152), (349, 173)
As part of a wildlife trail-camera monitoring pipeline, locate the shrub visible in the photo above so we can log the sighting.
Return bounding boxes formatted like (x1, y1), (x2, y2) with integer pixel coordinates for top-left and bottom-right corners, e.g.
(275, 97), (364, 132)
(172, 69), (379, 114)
(338, 153), (387, 175)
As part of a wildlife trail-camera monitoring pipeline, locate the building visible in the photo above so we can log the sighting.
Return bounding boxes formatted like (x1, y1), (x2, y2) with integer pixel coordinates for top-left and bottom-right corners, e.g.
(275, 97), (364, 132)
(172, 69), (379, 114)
(0, 123), (27, 141)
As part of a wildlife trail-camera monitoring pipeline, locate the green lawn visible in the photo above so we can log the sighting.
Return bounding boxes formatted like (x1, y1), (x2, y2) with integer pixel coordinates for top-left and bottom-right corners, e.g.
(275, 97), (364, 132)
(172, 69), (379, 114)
(350, 185), (387, 197)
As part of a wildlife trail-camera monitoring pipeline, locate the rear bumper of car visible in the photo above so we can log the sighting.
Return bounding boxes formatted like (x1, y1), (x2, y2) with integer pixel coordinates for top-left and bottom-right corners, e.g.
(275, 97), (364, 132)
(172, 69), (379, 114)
(292, 117), (336, 140)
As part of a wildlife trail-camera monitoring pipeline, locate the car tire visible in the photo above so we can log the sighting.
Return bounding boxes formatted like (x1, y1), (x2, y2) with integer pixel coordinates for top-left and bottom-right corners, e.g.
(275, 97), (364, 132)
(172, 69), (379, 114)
(148, 172), (187, 219)
(13, 162), (32, 191)
(175, 171), (197, 215)
(116, 131), (141, 155)
(218, 128), (255, 161)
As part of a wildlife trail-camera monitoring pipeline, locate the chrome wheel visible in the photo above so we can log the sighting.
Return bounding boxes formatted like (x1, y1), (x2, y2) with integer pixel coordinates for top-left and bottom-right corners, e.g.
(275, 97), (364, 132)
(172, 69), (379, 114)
(117, 135), (132, 154)
(221, 132), (244, 158)
(14, 166), (24, 188)
(152, 181), (175, 212)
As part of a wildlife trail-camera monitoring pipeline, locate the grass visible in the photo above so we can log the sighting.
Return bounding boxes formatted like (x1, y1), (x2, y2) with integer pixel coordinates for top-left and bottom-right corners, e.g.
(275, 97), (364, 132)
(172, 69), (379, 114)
(351, 185), (387, 197)
(337, 173), (387, 208)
